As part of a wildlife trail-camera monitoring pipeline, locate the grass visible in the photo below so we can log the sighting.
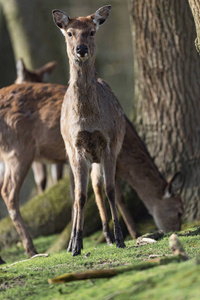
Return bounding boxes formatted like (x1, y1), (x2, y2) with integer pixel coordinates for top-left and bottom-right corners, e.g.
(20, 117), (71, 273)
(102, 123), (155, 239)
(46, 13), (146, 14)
(0, 226), (200, 300)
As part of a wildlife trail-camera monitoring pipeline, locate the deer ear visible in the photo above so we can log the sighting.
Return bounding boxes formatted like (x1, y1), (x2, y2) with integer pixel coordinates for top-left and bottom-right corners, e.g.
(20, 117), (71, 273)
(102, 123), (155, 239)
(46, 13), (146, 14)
(37, 61), (57, 81)
(91, 5), (111, 29)
(163, 172), (184, 199)
(16, 58), (26, 79)
(52, 10), (70, 35)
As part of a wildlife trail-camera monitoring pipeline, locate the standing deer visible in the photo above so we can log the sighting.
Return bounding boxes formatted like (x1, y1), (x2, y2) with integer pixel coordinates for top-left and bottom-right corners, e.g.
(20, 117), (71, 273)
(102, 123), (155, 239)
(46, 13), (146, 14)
(15, 58), (56, 84)
(52, 5), (126, 255)
(0, 83), (67, 260)
(15, 58), (64, 193)
(0, 58), (63, 196)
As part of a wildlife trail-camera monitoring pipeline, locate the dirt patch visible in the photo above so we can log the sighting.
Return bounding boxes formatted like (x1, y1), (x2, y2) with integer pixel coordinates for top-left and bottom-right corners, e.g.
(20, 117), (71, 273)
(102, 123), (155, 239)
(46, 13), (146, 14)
(0, 275), (25, 291)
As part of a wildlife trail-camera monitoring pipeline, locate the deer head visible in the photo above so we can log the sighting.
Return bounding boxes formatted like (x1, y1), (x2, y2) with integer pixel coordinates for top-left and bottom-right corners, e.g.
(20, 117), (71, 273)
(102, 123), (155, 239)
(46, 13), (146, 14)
(52, 6), (111, 63)
(15, 58), (56, 83)
(153, 172), (184, 232)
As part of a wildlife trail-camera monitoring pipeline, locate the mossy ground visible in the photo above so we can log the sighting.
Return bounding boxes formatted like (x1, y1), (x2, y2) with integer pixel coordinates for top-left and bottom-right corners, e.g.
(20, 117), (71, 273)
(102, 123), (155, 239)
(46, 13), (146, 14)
(1, 225), (200, 300)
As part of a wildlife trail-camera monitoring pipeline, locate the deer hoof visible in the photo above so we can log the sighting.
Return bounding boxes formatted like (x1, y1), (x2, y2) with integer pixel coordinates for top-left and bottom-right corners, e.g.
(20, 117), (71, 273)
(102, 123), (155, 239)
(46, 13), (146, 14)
(105, 232), (115, 245)
(0, 257), (6, 265)
(116, 240), (126, 248)
(72, 230), (83, 256)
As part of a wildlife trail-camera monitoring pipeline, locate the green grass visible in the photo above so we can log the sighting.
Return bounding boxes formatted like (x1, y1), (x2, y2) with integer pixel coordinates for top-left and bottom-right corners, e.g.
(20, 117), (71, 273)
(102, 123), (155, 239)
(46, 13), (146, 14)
(1, 227), (200, 300)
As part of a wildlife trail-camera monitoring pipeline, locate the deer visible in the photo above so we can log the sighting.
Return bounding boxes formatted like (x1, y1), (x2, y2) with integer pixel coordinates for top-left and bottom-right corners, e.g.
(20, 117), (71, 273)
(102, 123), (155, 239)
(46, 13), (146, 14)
(52, 5), (127, 255)
(0, 82), (67, 263)
(0, 58), (64, 196)
(0, 12), (184, 264)
(15, 58), (64, 193)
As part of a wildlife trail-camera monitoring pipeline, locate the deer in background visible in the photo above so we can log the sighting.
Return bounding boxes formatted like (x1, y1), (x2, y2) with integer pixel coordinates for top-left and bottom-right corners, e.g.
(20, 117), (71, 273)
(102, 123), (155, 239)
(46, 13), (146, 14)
(53, 5), (126, 255)
(15, 58), (65, 192)
(0, 59), (64, 196)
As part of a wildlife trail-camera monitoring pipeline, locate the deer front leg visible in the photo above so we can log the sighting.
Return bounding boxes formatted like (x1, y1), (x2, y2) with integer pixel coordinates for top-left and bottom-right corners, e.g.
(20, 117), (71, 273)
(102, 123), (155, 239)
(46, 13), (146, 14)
(67, 157), (89, 256)
(103, 156), (125, 248)
(91, 163), (114, 245)
(115, 177), (140, 238)
(1, 151), (37, 257)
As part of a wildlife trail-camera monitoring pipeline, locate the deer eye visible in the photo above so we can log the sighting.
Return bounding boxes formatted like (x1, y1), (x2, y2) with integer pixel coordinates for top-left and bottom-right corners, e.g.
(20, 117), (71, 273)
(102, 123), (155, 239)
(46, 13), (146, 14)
(67, 32), (72, 37)
(90, 30), (95, 37)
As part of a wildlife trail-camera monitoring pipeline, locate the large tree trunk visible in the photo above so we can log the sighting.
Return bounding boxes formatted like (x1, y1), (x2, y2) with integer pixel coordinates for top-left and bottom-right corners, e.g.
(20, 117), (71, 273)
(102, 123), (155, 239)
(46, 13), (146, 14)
(128, 0), (200, 221)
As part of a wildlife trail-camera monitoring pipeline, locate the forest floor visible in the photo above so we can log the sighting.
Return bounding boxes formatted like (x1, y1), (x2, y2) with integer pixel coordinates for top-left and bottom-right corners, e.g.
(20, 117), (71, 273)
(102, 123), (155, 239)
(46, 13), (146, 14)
(1, 222), (200, 300)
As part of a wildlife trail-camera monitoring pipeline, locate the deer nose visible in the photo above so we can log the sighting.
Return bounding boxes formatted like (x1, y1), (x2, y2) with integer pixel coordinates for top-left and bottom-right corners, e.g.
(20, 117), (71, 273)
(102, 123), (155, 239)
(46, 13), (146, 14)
(76, 44), (88, 56)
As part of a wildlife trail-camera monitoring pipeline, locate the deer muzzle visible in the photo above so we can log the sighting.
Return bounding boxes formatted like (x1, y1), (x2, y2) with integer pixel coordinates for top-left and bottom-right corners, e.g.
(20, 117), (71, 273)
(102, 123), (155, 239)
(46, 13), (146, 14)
(76, 44), (88, 58)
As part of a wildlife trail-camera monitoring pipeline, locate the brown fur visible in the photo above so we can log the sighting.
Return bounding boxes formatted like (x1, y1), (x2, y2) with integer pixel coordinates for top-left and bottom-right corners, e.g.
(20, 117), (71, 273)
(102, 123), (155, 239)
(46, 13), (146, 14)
(0, 83), (67, 256)
(53, 6), (126, 255)
(15, 58), (63, 193)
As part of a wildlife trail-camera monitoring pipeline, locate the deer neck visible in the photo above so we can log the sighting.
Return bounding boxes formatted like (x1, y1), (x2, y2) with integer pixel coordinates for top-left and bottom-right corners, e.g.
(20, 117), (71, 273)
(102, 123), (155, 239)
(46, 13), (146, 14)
(68, 58), (98, 102)
(118, 117), (167, 215)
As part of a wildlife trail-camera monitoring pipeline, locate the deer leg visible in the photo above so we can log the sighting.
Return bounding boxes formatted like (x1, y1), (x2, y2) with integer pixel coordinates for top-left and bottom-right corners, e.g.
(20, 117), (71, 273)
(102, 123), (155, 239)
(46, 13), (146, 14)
(69, 165), (75, 202)
(115, 177), (140, 238)
(51, 163), (64, 184)
(103, 156), (125, 248)
(68, 158), (89, 256)
(1, 150), (37, 257)
(67, 200), (78, 253)
(91, 163), (114, 245)
(0, 256), (5, 265)
(0, 160), (5, 195)
(32, 162), (47, 194)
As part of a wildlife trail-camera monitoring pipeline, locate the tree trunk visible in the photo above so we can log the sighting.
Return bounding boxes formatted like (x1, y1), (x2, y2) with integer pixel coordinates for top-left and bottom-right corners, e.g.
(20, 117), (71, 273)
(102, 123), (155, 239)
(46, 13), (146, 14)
(0, 4), (15, 87)
(128, 0), (200, 221)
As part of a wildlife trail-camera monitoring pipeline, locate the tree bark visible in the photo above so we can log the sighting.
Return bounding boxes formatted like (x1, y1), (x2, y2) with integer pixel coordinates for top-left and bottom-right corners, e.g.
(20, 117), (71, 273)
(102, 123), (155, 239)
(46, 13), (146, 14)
(128, 0), (200, 221)
(0, 4), (15, 88)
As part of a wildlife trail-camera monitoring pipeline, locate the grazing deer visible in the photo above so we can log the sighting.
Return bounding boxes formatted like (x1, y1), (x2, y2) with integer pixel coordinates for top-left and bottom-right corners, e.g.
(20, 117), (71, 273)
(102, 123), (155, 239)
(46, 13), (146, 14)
(52, 5), (126, 255)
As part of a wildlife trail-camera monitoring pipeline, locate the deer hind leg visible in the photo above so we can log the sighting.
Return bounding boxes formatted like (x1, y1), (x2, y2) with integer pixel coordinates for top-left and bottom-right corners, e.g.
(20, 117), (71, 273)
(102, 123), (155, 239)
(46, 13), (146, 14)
(32, 162), (47, 194)
(0, 160), (5, 194)
(1, 149), (37, 257)
(67, 156), (89, 256)
(115, 177), (140, 238)
(51, 163), (64, 184)
(0, 256), (5, 265)
(103, 155), (125, 248)
(91, 163), (114, 245)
